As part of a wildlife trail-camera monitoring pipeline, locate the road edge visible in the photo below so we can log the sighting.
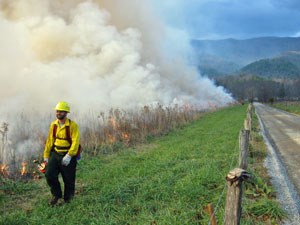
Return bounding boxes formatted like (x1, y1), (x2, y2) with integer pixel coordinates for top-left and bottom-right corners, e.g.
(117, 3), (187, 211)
(254, 103), (300, 224)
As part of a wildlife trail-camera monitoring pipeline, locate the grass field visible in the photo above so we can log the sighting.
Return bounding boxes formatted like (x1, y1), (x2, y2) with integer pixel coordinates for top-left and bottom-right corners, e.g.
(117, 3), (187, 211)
(0, 104), (285, 224)
(271, 101), (300, 115)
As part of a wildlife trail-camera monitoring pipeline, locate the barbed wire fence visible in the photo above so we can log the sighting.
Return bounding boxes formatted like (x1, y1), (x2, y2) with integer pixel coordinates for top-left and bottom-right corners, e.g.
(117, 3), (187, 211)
(208, 103), (253, 225)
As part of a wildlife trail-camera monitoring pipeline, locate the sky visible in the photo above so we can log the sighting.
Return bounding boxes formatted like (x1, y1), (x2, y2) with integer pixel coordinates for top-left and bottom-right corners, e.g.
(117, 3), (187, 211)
(151, 0), (300, 40)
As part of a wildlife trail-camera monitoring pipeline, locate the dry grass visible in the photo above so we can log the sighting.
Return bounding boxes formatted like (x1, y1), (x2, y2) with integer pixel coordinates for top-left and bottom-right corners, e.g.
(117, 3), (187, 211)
(1, 104), (206, 177)
(81, 104), (205, 155)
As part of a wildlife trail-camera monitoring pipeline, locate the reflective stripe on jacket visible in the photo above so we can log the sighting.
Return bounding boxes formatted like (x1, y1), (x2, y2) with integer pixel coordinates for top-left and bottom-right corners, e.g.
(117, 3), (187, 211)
(44, 118), (80, 158)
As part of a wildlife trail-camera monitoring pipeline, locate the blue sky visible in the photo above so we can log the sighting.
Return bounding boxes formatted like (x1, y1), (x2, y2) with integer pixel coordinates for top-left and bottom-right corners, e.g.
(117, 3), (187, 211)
(150, 0), (300, 40)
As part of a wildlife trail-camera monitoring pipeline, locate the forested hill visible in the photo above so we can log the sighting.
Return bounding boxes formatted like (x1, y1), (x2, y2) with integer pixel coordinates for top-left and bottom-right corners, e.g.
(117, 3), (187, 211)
(240, 53), (300, 78)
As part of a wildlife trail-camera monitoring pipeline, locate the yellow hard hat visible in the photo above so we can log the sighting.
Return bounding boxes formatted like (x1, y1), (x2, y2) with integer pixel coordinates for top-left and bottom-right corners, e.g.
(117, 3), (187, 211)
(54, 101), (70, 113)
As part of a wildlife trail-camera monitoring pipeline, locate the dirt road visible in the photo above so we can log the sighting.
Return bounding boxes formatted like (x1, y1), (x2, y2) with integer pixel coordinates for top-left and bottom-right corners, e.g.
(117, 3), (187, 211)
(254, 103), (300, 223)
(255, 104), (300, 195)
(254, 103), (300, 196)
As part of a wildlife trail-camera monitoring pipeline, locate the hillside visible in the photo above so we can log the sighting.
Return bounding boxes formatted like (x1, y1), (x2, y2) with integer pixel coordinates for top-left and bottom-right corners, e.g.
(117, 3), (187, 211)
(213, 51), (300, 101)
(278, 51), (300, 69)
(240, 57), (300, 78)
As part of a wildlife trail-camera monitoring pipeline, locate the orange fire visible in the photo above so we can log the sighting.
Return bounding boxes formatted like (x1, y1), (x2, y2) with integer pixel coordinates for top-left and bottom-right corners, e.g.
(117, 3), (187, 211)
(0, 161), (40, 179)
(0, 164), (9, 177)
(20, 162), (28, 176)
(121, 132), (130, 143)
(107, 134), (116, 144)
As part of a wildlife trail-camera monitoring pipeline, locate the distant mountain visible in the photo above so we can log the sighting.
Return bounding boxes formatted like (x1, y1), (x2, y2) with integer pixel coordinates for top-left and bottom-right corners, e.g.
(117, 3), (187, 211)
(240, 58), (300, 78)
(191, 37), (300, 76)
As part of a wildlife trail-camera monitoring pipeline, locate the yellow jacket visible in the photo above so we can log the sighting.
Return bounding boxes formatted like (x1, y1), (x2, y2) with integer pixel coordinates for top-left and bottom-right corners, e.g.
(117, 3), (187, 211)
(44, 118), (80, 158)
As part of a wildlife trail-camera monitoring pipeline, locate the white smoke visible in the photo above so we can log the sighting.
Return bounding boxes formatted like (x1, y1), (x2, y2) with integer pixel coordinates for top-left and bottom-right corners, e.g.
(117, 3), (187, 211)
(0, 0), (233, 165)
(0, 0), (232, 113)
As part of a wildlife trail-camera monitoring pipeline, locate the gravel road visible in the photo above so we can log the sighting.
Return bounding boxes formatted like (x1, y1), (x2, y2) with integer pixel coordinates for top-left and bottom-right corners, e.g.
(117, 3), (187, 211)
(254, 102), (300, 224)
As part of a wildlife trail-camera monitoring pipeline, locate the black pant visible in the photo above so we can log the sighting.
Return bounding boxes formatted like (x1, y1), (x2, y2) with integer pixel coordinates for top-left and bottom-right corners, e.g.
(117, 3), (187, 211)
(45, 151), (77, 201)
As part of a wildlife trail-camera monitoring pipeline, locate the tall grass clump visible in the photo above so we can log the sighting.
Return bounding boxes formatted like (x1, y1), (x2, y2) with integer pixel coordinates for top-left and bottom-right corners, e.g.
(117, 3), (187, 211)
(0, 113), (49, 179)
(80, 104), (205, 155)
(0, 104), (206, 178)
(0, 122), (9, 162)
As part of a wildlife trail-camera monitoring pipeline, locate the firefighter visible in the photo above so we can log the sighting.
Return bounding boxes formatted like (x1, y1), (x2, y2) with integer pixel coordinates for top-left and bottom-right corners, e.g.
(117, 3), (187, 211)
(44, 101), (80, 206)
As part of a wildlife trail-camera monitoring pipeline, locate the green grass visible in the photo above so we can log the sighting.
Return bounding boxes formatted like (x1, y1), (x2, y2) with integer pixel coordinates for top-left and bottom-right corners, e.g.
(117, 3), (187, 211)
(271, 101), (300, 115)
(240, 107), (286, 224)
(1, 104), (283, 224)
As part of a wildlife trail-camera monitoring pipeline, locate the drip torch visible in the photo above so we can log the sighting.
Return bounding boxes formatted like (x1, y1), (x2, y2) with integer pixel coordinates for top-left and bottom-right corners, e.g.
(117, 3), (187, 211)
(33, 160), (47, 173)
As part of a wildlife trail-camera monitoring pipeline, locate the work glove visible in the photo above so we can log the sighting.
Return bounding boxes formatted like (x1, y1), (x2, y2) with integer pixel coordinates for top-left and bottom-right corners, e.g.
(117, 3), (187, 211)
(62, 154), (72, 166)
(44, 158), (49, 163)
(38, 161), (47, 173)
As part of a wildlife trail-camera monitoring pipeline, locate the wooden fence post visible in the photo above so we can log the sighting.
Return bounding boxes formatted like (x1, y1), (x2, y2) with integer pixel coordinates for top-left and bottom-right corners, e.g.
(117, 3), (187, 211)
(224, 106), (252, 224)
(245, 103), (252, 130)
(239, 129), (250, 170)
(224, 127), (250, 224)
(247, 103), (253, 117)
(247, 112), (252, 130)
(244, 118), (250, 131)
(224, 168), (251, 225)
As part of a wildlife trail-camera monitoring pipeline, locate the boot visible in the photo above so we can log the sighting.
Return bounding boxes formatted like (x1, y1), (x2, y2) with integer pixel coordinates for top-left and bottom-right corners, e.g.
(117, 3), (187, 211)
(64, 195), (73, 203)
(49, 196), (60, 206)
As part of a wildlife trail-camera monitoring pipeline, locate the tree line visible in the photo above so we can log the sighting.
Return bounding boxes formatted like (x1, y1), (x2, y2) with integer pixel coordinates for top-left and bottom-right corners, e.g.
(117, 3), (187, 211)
(215, 75), (300, 103)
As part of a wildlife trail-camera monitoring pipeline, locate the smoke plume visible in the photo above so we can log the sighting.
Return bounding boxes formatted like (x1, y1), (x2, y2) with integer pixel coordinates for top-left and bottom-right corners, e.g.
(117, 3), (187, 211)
(0, 0), (233, 165)
(0, 0), (232, 113)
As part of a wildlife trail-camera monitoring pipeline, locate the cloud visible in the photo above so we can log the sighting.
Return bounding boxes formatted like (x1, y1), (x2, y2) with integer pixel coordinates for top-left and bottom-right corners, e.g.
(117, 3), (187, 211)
(152, 0), (300, 39)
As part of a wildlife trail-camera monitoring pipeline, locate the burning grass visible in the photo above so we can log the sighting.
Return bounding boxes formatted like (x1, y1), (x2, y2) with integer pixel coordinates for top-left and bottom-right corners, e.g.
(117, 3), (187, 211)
(0, 160), (42, 180)
(79, 103), (206, 155)
(0, 103), (207, 179)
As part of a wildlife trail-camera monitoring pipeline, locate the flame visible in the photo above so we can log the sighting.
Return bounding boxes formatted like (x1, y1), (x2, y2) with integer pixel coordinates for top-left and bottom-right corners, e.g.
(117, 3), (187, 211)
(107, 134), (116, 144)
(121, 132), (130, 143)
(0, 161), (42, 179)
(0, 164), (9, 177)
(20, 161), (28, 176)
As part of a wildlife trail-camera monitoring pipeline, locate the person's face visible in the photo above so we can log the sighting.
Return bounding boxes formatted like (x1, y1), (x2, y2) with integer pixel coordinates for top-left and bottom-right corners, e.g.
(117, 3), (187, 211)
(56, 110), (68, 120)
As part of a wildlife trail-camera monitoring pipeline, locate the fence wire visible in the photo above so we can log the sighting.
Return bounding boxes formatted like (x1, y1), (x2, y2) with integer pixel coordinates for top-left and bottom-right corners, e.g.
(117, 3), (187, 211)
(208, 132), (240, 225)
